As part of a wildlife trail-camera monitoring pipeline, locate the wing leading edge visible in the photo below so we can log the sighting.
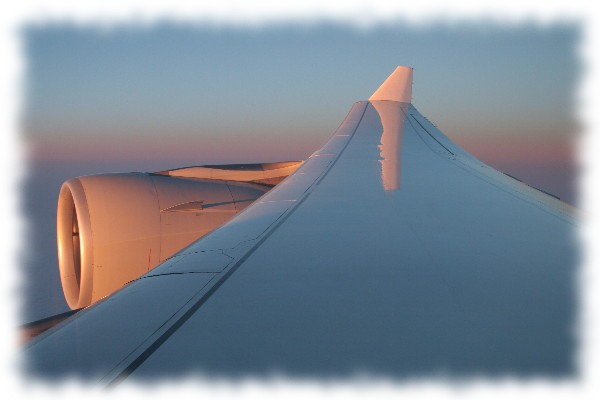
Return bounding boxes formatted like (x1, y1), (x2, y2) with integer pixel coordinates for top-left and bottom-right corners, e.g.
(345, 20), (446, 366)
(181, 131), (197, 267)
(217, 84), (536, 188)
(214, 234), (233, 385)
(24, 67), (577, 382)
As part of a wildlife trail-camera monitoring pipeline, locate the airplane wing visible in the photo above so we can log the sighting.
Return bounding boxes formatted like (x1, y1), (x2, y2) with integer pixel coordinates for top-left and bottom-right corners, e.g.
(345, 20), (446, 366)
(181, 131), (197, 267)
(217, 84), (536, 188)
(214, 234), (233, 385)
(23, 66), (578, 383)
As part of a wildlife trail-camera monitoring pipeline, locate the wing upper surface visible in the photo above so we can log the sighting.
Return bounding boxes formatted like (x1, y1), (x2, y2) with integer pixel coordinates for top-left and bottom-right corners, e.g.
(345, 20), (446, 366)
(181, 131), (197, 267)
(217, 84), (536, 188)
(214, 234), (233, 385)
(24, 100), (577, 382)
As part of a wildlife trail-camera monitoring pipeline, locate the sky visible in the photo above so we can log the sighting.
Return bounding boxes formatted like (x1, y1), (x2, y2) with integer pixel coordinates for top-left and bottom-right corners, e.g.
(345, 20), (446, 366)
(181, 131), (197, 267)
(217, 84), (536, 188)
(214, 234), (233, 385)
(21, 22), (579, 322)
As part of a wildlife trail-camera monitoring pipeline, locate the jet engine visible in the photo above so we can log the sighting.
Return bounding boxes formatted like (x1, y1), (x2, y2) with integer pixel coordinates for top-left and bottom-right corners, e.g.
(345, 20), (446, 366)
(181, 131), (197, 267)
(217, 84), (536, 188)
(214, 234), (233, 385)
(56, 162), (301, 309)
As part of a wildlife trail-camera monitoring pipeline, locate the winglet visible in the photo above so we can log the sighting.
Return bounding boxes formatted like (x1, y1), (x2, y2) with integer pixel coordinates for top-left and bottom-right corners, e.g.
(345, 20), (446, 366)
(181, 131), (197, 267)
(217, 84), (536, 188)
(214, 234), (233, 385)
(369, 66), (413, 103)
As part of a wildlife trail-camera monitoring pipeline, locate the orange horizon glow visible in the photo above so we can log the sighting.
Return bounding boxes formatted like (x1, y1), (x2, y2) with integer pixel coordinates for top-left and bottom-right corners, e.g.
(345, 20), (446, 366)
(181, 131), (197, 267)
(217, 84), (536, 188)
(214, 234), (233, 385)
(26, 133), (321, 166)
(453, 133), (577, 167)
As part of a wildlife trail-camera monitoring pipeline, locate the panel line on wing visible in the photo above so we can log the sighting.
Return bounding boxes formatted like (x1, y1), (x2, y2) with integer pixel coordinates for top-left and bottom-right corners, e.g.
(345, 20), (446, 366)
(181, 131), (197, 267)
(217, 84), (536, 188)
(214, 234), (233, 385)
(408, 105), (576, 224)
(102, 273), (221, 385)
(408, 113), (455, 156)
(315, 104), (369, 186)
(106, 187), (318, 386)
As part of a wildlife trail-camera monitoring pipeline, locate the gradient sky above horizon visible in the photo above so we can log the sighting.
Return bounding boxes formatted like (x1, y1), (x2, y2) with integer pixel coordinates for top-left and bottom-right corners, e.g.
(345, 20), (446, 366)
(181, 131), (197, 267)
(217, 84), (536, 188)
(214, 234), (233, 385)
(23, 22), (579, 202)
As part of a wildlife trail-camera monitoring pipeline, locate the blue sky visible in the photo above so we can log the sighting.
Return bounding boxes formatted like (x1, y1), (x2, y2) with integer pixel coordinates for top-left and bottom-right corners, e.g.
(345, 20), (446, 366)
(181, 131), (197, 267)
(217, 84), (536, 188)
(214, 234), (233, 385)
(24, 24), (578, 177)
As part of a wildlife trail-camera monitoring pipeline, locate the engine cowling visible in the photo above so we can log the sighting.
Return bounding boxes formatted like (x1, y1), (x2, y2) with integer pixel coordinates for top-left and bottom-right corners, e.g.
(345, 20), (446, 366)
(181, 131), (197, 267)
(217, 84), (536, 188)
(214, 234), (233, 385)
(56, 172), (271, 309)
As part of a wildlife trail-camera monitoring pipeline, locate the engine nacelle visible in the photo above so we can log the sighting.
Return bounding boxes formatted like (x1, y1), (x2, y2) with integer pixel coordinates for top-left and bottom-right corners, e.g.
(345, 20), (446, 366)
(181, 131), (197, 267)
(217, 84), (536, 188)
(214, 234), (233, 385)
(57, 172), (270, 309)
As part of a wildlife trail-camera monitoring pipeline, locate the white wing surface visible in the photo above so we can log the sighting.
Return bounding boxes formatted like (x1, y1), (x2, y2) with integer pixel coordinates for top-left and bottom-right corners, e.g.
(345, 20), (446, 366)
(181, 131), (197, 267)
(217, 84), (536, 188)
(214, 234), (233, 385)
(24, 67), (577, 383)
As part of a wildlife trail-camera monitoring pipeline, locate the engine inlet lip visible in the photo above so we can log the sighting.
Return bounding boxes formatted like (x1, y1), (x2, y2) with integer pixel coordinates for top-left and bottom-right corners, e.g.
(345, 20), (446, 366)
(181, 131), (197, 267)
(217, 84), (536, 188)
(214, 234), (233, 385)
(56, 179), (93, 309)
